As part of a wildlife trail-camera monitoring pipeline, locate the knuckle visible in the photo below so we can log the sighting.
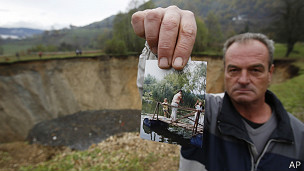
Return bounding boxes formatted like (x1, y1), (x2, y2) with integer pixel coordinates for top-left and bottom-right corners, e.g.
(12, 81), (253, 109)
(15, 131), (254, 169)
(167, 5), (180, 11)
(146, 10), (162, 22)
(181, 24), (197, 38)
(162, 17), (179, 31)
(146, 35), (158, 42)
(183, 10), (195, 17)
(131, 12), (144, 25)
(158, 41), (172, 50)
(177, 42), (192, 52)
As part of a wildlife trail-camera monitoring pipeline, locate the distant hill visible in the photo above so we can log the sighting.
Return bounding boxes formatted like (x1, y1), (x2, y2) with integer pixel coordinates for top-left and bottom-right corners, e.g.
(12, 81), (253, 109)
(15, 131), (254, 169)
(0, 27), (44, 39)
(0, 15), (115, 54)
(1, 0), (301, 56)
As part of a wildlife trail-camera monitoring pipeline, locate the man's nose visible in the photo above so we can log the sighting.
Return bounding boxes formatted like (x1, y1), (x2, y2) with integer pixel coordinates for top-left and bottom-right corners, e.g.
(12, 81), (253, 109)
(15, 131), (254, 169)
(238, 70), (250, 84)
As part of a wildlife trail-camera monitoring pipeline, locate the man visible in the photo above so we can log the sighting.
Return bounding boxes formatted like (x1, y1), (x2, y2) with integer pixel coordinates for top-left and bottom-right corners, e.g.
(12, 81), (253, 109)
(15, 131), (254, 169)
(132, 6), (304, 171)
(171, 90), (183, 121)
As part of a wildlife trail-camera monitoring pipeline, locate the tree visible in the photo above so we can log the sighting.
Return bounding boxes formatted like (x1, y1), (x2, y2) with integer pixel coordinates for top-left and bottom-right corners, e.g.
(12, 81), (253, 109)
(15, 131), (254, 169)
(104, 38), (127, 55)
(111, 1), (155, 53)
(97, 28), (112, 50)
(0, 38), (3, 55)
(127, 0), (145, 11)
(271, 0), (304, 57)
(205, 11), (223, 50)
(193, 17), (208, 52)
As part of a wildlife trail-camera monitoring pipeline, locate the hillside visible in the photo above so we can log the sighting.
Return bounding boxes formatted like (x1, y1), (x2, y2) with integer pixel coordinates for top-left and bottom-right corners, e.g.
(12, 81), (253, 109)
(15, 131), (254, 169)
(0, 27), (43, 39)
(0, 16), (115, 55)
(1, 0), (294, 56)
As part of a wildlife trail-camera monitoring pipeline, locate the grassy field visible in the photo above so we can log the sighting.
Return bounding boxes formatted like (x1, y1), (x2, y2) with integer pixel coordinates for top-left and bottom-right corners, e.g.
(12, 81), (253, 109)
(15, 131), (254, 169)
(17, 133), (180, 171)
(274, 43), (304, 58)
(269, 43), (304, 122)
(269, 59), (304, 122)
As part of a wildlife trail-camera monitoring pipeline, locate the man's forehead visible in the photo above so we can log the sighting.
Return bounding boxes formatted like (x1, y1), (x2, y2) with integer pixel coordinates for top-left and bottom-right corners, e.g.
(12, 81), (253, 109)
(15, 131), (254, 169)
(225, 40), (269, 61)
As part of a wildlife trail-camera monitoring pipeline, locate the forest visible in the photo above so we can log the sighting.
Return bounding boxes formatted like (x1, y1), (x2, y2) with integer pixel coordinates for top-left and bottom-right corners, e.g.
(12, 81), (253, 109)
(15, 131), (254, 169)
(0, 0), (303, 57)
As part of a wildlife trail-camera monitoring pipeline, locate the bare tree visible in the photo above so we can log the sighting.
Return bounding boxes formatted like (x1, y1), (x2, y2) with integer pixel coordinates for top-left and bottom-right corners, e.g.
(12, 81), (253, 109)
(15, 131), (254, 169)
(127, 0), (145, 11)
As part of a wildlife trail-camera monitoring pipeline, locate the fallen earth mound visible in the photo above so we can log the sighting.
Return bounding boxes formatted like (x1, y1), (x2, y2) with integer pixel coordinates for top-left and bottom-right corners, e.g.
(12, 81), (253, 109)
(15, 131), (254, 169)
(27, 110), (141, 150)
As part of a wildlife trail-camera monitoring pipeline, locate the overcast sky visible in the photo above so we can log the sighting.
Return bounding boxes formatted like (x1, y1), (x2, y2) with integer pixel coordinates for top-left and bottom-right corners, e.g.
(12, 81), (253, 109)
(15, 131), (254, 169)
(0, 0), (139, 30)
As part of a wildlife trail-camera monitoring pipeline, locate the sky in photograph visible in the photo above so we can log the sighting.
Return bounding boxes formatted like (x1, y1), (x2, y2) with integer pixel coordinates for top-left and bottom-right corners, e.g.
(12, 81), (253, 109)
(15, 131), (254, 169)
(0, 0), (141, 30)
(145, 60), (175, 81)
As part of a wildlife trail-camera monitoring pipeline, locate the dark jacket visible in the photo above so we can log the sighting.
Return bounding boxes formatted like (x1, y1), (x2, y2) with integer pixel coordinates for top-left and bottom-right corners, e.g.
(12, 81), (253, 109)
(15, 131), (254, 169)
(181, 90), (304, 171)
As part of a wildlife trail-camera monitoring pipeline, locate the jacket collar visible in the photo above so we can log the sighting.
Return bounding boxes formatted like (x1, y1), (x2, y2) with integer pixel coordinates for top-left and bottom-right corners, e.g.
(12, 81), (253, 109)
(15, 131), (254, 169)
(217, 90), (294, 144)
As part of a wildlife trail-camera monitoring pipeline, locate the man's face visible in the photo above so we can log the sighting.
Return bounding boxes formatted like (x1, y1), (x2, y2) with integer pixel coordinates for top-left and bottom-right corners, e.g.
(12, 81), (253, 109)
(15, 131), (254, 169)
(224, 40), (274, 105)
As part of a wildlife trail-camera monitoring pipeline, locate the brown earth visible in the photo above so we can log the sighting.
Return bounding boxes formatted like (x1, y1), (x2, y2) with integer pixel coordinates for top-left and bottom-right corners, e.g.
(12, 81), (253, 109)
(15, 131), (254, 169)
(0, 142), (69, 171)
(0, 56), (299, 171)
(0, 56), (298, 143)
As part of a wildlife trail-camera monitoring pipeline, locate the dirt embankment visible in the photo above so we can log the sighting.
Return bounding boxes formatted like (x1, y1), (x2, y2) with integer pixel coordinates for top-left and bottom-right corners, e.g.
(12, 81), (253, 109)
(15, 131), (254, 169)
(0, 56), (141, 143)
(0, 56), (300, 171)
(0, 56), (299, 143)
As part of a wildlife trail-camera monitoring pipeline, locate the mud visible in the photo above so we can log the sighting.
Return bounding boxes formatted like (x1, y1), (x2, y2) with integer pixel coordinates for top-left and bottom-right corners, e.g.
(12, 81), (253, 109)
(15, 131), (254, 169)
(27, 110), (141, 150)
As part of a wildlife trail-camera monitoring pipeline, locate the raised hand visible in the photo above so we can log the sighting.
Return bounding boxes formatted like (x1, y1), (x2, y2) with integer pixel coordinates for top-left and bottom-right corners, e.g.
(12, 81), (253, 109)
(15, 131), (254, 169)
(131, 6), (197, 70)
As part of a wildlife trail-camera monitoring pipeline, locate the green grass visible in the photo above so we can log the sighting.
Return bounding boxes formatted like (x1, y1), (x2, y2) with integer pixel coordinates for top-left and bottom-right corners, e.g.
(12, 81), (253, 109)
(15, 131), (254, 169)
(1, 44), (33, 55)
(0, 50), (106, 63)
(19, 146), (169, 171)
(269, 60), (304, 122)
(274, 42), (304, 59)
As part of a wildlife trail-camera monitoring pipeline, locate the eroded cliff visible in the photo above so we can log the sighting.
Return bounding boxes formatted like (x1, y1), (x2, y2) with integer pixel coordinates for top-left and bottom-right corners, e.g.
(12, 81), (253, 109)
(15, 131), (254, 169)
(0, 56), (296, 143)
(0, 56), (140, 142)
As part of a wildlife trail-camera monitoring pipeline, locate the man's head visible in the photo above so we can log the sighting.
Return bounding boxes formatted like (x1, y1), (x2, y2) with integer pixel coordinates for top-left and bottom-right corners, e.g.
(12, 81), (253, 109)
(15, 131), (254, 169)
(223, 33), (275, 70)
(223, 33), (275, 105)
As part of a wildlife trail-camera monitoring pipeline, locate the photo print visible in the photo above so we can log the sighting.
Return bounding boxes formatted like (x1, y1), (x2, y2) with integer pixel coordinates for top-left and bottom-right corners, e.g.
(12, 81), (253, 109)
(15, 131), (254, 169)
(140, 60), (207, 147)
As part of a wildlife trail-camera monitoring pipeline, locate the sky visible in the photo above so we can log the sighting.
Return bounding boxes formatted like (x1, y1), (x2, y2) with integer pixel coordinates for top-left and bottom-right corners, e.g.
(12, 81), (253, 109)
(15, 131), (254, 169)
(0, 0), (137, 30)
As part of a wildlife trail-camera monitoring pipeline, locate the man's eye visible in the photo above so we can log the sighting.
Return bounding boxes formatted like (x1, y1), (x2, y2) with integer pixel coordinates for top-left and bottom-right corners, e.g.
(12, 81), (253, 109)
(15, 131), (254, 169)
(251, 69), (261, 72)
(229, 68), (239, 72)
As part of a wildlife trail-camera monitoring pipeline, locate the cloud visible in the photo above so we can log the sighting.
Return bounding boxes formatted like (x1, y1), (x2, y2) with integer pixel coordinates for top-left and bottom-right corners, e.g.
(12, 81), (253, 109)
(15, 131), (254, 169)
(0, 0), (134, 30)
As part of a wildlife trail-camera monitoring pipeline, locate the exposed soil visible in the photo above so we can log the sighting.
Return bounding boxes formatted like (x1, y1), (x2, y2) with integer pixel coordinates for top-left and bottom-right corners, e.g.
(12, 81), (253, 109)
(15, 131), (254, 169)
(0, 110), (145, 171)
(27, 110), (141, 150)
(0, 142), (68, 171)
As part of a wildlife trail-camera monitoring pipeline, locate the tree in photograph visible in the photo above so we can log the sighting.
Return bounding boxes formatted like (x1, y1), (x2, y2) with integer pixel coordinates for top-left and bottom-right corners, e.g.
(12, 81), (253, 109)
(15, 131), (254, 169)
(184, 62), (207, 96)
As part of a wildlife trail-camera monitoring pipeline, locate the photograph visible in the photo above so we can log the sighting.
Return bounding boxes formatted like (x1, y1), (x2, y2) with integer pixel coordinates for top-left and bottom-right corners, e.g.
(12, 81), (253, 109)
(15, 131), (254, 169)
(140, 60), (207, 147)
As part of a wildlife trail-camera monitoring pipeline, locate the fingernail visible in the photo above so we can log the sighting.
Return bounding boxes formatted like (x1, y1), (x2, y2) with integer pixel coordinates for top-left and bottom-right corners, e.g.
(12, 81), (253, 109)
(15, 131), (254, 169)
(174, 57), (183, 68)
(159, 57), (169, 68)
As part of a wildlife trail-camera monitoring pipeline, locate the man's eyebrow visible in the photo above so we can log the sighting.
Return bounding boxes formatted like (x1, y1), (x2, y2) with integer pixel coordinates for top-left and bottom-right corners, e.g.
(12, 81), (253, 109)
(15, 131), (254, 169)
(249, 64), (265, 69)
(227, 64), (265, 69)
(227, 64), (239, 69)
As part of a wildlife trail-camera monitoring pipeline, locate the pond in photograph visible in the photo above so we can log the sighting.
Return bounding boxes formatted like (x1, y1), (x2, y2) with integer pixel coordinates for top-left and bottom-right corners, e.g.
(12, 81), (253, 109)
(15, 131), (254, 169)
(140, 115), (192, 146)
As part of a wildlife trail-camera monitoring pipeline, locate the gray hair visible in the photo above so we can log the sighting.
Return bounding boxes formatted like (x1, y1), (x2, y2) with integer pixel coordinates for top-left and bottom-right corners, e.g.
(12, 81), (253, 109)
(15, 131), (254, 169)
(223, 33), (275, 70)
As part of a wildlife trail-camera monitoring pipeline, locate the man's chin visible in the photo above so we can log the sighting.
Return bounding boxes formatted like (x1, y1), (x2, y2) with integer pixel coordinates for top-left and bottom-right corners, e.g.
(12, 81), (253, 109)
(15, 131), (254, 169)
(232, 95), (255, 104)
